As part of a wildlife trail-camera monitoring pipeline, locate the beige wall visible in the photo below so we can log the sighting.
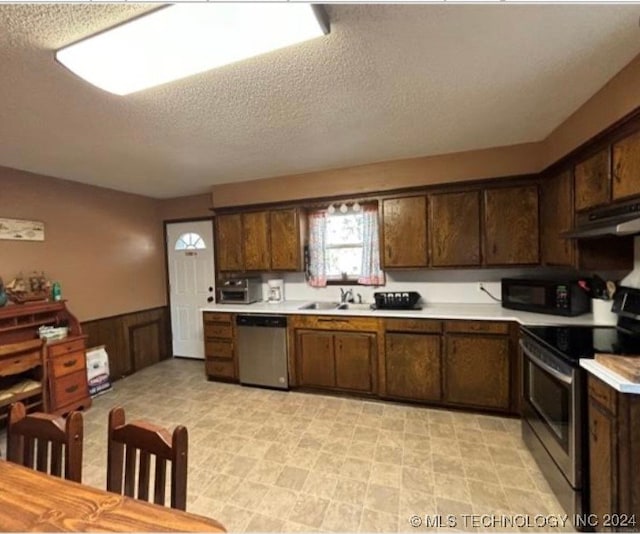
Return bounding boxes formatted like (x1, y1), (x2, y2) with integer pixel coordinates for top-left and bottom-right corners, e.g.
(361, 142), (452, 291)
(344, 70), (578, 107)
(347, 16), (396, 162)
(211, 52), (640, 208)
(159, 193), (212, 221)
(0, 167), (166, 321)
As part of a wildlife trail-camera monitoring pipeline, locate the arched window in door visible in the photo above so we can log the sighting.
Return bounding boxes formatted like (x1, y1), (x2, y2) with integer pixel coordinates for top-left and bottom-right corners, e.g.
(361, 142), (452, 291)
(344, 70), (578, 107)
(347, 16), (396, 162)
(174, 232), (206, 250)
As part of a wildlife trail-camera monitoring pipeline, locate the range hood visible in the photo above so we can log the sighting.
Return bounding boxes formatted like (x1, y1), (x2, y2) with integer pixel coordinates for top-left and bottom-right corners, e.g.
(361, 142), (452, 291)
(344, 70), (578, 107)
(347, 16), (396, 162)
(563, 200), (640, 239)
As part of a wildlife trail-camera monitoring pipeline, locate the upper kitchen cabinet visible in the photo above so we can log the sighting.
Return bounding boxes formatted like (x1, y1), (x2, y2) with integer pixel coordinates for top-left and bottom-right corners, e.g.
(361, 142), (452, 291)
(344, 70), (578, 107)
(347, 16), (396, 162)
(483, 185), (539, 265)
(541, 170), (575, 267)
(215, 214), (244, 272)
(269, 208), (304, 271)
(242, 211), (271, 271)
(612, 130), (640, 202)
(216, 208), (305, 273)
(382, 196), (428, 268)
(574, 148), (610, 212)
(429, 191), (481, 267)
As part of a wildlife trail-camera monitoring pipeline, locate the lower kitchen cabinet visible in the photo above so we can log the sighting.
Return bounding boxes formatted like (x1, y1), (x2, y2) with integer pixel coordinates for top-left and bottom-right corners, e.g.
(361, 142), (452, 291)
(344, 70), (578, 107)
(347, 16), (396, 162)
(384, 332), (442, 402)
(293, 321), (377, 394)
(297, 331), (335, 388)
(444, 334), (511, 411)
(203, 312), (238, 381)
(588, 375), (640, 531)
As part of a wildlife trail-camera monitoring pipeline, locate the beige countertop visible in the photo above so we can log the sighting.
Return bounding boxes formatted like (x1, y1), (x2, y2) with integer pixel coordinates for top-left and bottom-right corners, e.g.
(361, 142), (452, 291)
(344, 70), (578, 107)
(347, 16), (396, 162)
(201, 300), (605, 326)
(580, 359), (640, 395)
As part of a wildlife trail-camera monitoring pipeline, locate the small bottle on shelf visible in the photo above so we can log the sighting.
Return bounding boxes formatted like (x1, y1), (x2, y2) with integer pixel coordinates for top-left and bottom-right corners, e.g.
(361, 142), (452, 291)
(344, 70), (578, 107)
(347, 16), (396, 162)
(51, 282), (61, 302)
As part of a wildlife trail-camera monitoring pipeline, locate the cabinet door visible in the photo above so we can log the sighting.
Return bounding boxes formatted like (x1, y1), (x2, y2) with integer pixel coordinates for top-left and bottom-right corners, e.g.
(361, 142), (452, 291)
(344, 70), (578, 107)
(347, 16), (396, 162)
(589, 398), (616, 530)
(243, 211), (270, 271)
(270, 209), (301, 271)
(613, 131), (640, 202)
(384, 333), (441, 401)
(382, 196), (428, 268)
(575, 148), (610, 211)
(215, 214), (244, 272)
(484, 185), (539, 265)
(444, 334), (510, 411)
(541, 170), (575, 267)
(430, 191), (481, 267)
(297, 331), (335, 388)
(334, 333), (374, 393)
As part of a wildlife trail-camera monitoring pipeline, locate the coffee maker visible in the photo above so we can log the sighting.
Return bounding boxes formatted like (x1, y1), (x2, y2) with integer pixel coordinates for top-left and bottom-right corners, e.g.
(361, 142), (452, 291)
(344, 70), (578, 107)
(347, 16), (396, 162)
(267, 279), (284, 304)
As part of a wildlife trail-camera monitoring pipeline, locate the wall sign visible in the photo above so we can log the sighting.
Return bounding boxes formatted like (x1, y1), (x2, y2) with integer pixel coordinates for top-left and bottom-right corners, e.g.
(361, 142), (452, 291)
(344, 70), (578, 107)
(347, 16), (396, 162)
(0, 218), (45, 241)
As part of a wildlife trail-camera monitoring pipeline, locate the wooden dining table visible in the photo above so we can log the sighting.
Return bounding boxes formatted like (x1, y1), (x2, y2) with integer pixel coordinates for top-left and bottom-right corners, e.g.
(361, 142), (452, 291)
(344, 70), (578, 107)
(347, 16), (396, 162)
(0, 460), (226, 531)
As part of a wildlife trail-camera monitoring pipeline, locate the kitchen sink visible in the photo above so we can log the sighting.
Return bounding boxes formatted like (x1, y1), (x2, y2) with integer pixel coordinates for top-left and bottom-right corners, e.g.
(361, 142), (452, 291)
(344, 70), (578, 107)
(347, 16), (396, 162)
(298, 302), (341, 310)
(336, 303), (374, 311)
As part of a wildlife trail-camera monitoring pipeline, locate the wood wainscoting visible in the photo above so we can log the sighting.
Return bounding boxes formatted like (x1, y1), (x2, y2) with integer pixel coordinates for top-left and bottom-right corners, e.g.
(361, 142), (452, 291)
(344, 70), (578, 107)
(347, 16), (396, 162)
(81, 307), (171, 381)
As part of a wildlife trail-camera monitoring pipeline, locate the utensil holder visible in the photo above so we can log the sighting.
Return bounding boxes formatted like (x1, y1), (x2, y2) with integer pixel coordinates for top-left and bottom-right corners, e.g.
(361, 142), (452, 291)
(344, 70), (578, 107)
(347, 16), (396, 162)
(592, 298), (617, 326)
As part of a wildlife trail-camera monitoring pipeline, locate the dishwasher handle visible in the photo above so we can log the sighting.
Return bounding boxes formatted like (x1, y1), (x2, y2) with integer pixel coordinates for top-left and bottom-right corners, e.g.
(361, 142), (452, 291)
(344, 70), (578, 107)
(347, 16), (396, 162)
(236, 315), (287, 328)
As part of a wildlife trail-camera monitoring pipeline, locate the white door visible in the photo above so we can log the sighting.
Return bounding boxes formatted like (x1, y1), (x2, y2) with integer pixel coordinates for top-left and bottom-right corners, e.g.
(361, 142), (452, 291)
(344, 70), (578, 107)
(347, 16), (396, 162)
(167, 221), (215, 359)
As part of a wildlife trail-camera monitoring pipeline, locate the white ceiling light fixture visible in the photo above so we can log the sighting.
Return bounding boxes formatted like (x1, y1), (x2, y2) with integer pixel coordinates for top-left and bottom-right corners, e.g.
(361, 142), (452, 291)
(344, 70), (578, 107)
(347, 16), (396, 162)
(55, 4), (330, 96)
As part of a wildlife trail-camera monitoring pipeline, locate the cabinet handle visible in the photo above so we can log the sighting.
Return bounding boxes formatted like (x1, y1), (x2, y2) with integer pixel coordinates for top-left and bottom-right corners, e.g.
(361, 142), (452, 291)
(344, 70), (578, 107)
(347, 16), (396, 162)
(65, 385), (79, 394)
(591, 418), (598, 442)
(62, 359), (77, 368)
(317, 318), (349, 323)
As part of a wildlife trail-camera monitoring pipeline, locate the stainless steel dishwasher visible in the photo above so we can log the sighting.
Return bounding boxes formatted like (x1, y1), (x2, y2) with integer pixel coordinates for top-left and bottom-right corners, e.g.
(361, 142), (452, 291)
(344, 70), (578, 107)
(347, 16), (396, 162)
(236, 314), (288, 390)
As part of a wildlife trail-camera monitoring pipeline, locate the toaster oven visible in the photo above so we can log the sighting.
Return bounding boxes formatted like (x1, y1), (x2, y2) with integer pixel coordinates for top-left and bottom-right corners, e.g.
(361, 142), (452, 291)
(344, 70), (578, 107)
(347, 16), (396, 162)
(217, 278), (262, 304)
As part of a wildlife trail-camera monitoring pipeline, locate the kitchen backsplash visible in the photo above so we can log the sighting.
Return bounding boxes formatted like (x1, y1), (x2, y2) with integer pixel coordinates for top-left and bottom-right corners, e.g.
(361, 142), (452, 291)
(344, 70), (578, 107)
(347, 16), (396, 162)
(260, 267), (576, 304)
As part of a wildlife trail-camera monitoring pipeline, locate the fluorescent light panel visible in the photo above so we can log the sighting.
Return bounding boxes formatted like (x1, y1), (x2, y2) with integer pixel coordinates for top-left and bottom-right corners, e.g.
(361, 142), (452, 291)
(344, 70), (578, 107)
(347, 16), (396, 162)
(56, 4), (327, 96)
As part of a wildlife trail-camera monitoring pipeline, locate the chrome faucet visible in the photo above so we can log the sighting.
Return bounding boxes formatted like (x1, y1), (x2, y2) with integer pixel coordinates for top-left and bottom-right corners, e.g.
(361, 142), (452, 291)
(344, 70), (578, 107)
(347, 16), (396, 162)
(340, 288), (355, 303)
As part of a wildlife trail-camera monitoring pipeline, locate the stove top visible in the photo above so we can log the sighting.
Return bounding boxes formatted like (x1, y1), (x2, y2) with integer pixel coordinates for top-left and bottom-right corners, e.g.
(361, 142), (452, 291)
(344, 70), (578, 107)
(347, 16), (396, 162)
(523, 325), (640, 364)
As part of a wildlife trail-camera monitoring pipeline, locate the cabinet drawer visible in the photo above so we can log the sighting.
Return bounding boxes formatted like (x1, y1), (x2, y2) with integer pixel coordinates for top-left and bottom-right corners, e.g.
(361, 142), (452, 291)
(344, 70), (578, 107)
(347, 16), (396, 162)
(204, 324), (233, 339)
(203, 312), (232, 325)
(291, 315), (379, 332)
(445, 320), (510, 335)
(50, 351), (86, 378)
(588, 376), (617, 415)
(205, 340), (233, 359)
(0, 350), (41, 376)
(52, 370), (88, 407)
(205, 359), (235, 379)
(384, 319), (442, 333)
(48, 338), (85, 358)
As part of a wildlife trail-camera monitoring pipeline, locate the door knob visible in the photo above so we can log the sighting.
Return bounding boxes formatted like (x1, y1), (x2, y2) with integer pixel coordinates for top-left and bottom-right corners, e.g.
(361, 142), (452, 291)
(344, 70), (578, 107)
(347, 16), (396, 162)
(208, 286), (213, 292)
(207, 296), (214, 303)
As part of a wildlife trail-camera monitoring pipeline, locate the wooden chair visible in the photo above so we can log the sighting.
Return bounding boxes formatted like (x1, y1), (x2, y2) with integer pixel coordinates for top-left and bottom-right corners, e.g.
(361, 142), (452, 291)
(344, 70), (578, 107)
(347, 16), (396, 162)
(7, 401), (83, 482)
(107, 406), (188, 510)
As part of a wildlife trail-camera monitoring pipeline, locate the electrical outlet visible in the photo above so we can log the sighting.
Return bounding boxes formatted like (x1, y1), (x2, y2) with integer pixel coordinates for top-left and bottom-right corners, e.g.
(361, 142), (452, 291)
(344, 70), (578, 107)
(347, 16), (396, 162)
(478, 282), (485, 292)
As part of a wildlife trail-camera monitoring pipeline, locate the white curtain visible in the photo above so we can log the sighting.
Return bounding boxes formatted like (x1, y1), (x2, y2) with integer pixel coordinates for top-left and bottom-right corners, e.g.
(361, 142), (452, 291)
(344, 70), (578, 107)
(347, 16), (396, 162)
(308, 211), (328, 287)
(358, 205), (385, 286)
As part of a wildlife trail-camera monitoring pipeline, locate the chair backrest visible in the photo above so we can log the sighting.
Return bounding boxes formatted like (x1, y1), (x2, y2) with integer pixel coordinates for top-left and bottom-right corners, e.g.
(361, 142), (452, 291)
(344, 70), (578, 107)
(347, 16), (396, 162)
(107, 406), (188, 510)
(7, 401), (83, 482)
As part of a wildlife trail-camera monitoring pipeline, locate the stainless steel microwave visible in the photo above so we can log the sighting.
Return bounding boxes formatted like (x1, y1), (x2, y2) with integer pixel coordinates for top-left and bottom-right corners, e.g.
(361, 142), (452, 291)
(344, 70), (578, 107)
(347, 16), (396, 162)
(501, 278), (590, 316)
(217, 278), (262, 304)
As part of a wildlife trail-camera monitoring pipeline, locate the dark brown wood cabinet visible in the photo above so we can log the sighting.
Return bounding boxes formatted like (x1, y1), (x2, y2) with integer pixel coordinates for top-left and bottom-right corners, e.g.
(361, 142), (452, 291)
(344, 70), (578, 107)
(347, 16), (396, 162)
(444, 334), (511, 411)
(382, 196), (428, 268)
(429, 191), (481, 267)
(334, 333), (375, 392)
(242, 211), (270, 271)
(291, 316), (377, 394)
(588, 375), (640, 531)
(384, 332), (441, 401)
(297, 331), (335, 388)
(269, 208), (303, 271)
(612, 130), (640, 202)
(215, 214), (244, 272)
(541, 170), (575, 267)
(484, 185), (539, 265)
(203, 312), (237, 381)
(575, 148), (611, 212)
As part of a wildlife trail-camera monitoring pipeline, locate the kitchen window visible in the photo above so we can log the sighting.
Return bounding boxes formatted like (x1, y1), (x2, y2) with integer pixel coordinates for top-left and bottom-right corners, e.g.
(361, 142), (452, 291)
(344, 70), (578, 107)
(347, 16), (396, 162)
(307, 203), (384, 286)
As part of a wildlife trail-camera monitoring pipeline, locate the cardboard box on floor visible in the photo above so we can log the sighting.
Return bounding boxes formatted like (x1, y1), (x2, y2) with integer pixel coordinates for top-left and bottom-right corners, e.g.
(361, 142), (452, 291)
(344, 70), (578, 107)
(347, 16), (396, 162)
(86, 345), (111, 397)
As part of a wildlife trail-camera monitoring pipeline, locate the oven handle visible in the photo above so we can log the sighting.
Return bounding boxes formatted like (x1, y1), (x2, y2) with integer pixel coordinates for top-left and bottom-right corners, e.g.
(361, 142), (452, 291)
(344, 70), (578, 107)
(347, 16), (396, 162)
(519, 339), (573, 385)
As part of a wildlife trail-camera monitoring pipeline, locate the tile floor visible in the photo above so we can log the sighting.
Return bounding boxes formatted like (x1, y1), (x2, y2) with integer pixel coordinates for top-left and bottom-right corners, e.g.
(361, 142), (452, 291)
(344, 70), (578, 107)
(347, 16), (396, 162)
(2, 358), (570, 532)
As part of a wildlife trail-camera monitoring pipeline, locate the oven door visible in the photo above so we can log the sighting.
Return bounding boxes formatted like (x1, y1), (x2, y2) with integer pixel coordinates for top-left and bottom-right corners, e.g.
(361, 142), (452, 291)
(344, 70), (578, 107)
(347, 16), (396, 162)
(520, 339), (580, 487)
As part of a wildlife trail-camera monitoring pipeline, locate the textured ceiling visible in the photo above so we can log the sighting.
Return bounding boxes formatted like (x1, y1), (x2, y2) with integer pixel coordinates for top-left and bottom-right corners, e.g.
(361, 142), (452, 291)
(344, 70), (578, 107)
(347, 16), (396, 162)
(1, 4), (640, 199)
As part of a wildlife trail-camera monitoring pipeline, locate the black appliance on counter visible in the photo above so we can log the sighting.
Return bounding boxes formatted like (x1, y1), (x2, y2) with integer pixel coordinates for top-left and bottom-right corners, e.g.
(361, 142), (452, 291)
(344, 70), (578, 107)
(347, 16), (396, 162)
(520, 286), (640, 528)
(502, 278), (590, 316)
(373, 291), (422, 310)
